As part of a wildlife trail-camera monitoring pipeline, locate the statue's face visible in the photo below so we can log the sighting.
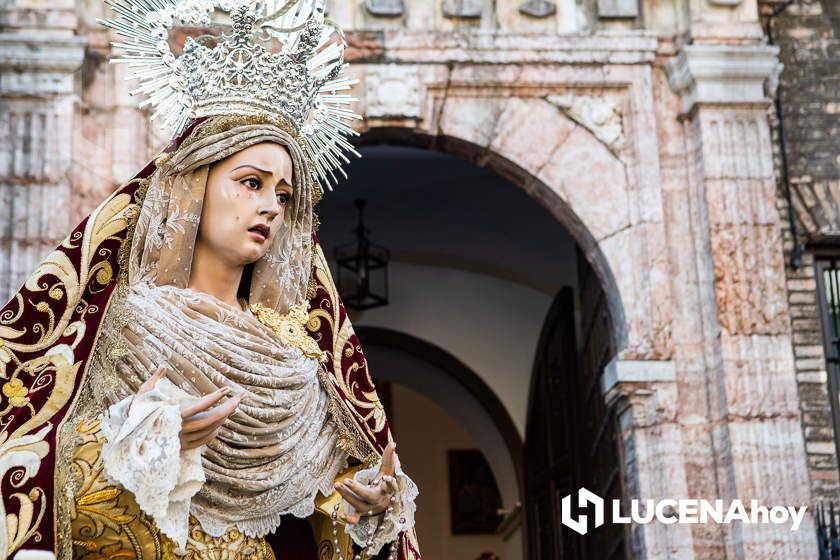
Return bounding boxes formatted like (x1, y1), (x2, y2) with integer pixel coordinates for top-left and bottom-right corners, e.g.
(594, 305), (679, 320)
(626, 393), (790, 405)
(198, 142), (294, 266)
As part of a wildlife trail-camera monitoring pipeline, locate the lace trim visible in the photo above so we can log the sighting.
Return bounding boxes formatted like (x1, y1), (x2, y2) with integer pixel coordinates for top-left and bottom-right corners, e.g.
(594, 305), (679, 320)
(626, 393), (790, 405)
(189, 457), (343, 540)
(99, 379), (206, 551)
(341, 455), (419, 555)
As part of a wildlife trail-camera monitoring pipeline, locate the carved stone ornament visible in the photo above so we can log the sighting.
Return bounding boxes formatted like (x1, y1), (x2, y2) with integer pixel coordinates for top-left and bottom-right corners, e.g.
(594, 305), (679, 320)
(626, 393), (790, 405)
(365, 65), (421, 118)
(365, 0), (405, 16)
(442, 0), (483, 19)
(546, 94), (624, 151)
(519, 0), (556, 18)
(597, 0), (638, 18)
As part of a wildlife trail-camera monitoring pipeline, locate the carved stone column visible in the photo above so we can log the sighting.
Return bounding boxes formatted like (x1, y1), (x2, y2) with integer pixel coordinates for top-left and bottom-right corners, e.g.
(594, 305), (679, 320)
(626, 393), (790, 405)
(667, 44), (818, 558)
(0, 2), (86, 300)
(603, 359), (696, 558)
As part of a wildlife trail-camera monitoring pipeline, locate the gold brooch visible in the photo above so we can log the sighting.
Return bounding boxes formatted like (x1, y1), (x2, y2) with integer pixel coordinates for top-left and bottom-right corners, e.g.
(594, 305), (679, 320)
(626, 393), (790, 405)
(250, 301), (327, 362)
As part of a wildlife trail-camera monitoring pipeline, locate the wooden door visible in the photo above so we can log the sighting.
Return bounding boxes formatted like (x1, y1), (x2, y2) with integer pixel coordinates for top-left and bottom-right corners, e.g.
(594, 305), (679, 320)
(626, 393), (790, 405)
(525, 286), (582, 559)
(525, 249), (628, 559)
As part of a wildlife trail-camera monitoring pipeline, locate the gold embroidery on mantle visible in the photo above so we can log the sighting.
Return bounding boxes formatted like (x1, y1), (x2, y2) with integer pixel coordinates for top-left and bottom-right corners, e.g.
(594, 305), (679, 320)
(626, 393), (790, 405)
(0, 176), (144, 559)
(55, 175), (149, 559)
(305, 244), (383, 467)
(67, 418), (280, 560)
(250, 301), (327, 362)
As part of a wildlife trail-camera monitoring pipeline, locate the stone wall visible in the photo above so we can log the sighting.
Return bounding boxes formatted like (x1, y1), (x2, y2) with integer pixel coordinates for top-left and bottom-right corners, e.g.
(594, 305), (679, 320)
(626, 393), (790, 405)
(761, 0), (840, 503)
(0, 1), (86, 298)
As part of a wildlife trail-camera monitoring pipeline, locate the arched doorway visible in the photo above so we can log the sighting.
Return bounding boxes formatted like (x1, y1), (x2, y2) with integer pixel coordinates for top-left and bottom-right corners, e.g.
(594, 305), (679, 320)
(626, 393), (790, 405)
(316, 134), (627, 559)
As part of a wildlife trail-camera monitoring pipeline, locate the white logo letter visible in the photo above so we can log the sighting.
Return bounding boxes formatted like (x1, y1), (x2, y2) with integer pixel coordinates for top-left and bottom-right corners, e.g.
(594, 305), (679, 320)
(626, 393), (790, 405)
(561, 488), (604, 535)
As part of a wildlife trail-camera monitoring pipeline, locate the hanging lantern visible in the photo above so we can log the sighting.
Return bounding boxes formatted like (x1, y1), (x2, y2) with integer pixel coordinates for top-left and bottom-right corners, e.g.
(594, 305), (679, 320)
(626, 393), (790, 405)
(335, 199), (390, 310)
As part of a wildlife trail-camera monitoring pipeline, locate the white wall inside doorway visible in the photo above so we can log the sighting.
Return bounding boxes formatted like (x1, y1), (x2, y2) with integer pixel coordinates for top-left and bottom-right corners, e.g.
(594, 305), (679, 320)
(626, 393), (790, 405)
(389, 383), (524, 560)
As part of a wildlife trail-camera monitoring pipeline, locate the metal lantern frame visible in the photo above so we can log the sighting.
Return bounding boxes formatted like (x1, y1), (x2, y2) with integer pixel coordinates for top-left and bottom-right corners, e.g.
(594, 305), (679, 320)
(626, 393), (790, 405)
(334, 199), (390, 310)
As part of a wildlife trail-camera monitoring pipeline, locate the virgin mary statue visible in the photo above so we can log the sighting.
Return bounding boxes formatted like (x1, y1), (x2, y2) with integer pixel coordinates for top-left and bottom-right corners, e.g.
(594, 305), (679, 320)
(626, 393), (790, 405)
(0, 1), (421, 559)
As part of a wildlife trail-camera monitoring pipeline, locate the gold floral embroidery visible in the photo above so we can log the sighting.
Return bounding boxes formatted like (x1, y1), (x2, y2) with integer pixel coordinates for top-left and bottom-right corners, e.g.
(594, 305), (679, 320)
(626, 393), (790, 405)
(181, 516), (275, 560)
(68, 418), (172, 560)
(250, 301), (327, 362)
(66, 418), (284, 560)
(2, 378), (29, 407)
(303, 244), (383, 467)
(0, 182), (132, 557)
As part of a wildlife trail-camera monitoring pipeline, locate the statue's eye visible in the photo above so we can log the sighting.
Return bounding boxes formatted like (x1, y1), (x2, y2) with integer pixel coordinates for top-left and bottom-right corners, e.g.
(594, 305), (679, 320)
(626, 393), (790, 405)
(277, 192), (290, 205)
(243, 178), (261, 190)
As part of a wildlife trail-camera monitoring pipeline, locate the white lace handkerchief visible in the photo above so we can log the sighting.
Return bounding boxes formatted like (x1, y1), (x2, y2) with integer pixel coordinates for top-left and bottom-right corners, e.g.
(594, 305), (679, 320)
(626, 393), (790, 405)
(100, 378), (205, 552)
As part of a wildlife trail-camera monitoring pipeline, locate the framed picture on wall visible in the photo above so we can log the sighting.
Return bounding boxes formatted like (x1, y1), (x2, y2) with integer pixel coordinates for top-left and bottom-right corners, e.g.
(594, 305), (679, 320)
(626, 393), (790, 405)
(448, 449), (503, 535)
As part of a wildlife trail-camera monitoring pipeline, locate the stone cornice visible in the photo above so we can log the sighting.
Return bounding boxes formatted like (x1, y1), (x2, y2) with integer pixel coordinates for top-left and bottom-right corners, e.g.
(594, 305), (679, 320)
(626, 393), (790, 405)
(601, 359), (677, 398)
(349, 29), (659, 64)
(665, 43), (782, 114)
(0, 33), (87, 96)
(0, 34), (87, 71)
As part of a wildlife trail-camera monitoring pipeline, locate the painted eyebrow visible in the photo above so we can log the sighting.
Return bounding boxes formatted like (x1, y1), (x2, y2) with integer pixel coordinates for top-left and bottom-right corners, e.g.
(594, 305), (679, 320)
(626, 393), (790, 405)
(232, 164), (272, 174)
(231, 164), (292, 187)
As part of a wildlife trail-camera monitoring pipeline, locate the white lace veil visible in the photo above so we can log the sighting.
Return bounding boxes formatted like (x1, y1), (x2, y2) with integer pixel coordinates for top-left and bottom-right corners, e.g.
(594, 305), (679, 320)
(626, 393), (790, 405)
(129, 115), (317, 314)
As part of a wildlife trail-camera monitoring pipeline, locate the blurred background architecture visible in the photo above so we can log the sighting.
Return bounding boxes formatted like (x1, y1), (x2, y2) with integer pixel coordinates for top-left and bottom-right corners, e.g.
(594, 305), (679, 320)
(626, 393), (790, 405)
(1, 0), (839, 558)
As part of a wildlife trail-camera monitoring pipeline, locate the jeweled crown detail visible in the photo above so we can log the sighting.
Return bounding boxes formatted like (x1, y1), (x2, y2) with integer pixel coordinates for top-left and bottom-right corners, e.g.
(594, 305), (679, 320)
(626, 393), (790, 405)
(99, 0), (361, 189)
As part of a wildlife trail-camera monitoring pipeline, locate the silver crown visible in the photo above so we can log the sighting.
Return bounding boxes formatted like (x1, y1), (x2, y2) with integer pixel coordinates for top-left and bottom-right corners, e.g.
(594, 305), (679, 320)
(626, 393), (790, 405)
(99, 0), (362, 189)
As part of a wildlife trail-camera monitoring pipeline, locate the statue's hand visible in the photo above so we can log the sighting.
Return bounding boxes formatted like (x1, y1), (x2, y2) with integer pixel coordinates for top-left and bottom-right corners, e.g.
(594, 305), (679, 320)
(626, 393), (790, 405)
(136, 366), (245, 451)
(335, 441), (400, 524)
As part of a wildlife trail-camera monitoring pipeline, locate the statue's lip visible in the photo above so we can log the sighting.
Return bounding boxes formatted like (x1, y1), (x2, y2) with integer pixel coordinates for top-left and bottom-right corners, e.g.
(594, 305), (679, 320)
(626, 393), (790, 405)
(248, 223), (270, 240)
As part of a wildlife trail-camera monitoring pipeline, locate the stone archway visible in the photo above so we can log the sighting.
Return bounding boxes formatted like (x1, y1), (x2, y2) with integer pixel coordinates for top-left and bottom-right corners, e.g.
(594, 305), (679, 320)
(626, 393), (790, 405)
(347, 51), (817, 557)
(349, 67), (683, 551)
(354, 60), (675, 366)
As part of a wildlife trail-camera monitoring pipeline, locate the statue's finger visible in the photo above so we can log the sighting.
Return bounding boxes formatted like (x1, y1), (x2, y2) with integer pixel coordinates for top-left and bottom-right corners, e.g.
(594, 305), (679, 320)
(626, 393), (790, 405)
(198, 425), (222, 447)
(225, 392), (246, 415)
(182, 409), (228, 437)
(342, 478), (381, 503)
(379, 441), (397, 477)
(182, 403), (230, 431)
(182, 425), (221, 450)
(180, 387), (230, 418)
(334, 483), (370, 512)
(183, 418), (224, 442)
(340, 511), (361, 525)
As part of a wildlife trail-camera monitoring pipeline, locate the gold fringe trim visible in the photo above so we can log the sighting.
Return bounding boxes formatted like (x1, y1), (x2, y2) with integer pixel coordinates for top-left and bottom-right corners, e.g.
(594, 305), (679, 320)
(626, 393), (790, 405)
(317, 366), (380, 467)
(306, 274), (318, 300)
(154, 114), (301, 170)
